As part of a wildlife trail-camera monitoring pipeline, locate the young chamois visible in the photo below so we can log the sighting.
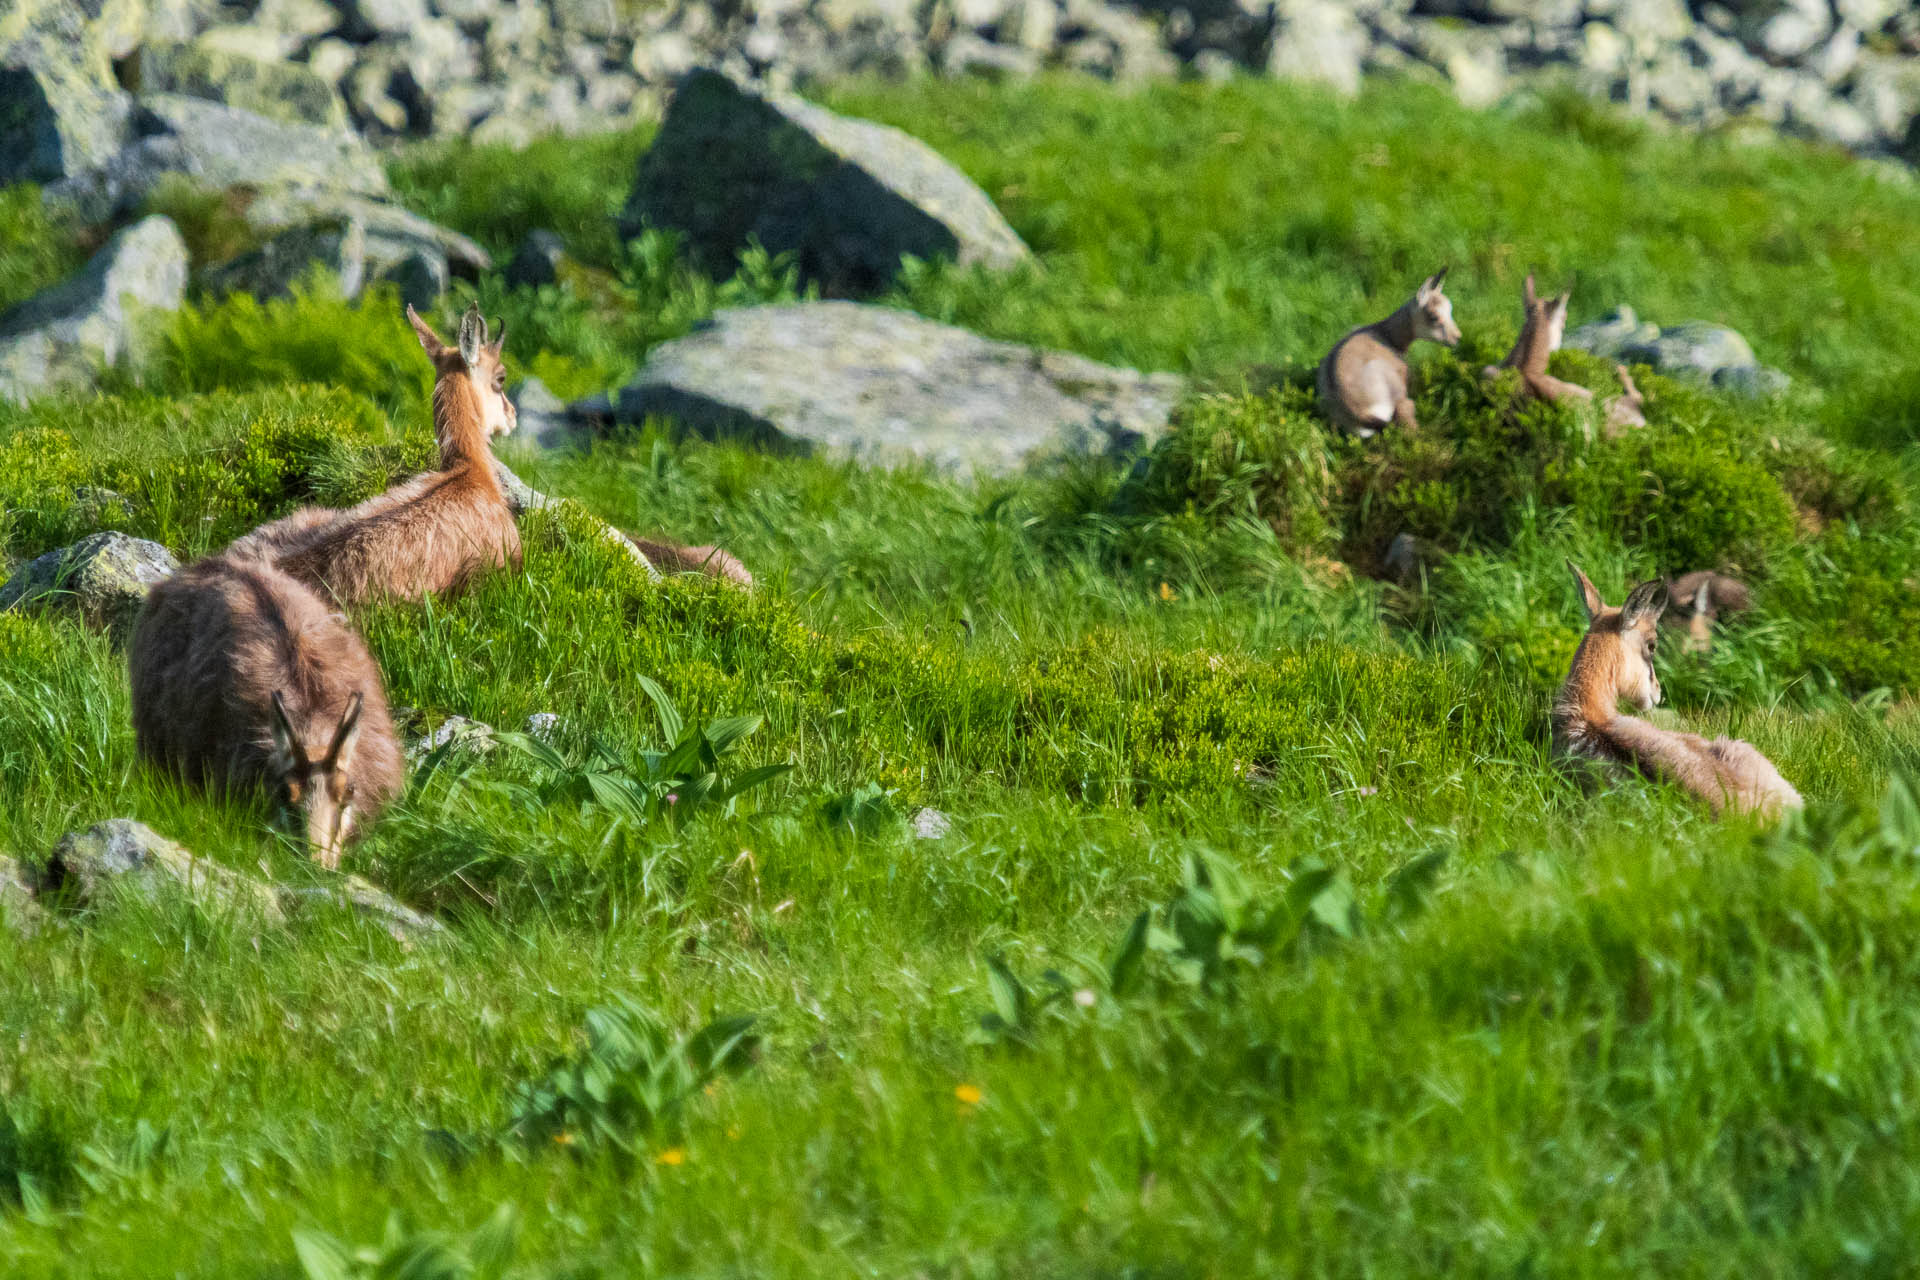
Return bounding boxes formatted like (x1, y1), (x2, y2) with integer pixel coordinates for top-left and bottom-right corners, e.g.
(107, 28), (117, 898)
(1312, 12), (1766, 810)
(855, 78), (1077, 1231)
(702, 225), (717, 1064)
(129, 555), (405, 867)
(228, 303), (521, 604)
(1316, 268), (1461, 438)
(1664, 569), (1752, 655)
(1485, 275), (1645, 433)
(622, 533), (753, 587)
(1553, 562), (1800, 821)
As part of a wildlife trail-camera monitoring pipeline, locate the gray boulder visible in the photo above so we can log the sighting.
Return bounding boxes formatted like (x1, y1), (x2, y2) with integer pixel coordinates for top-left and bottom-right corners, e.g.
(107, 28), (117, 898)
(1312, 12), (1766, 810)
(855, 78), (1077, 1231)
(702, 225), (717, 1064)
(505, 376), (583, 452)
(41, 134), (195, 226)
(132, 92), (389, 197)
(404, 713), (497, 761)
(595, 302), (1184, 476)
(38, 820), (286, 923)
(623, 69), (1029, 294)
(1620, 321), (1758, 380)
(1565, 305), (1661, 358)
(0, 855), (43, 934)
(137, 37), (349, 129)
(242, 188), (490, 279)
(201, 217), (368, 302)
(277, 875), (446, 943)
(506, 229), (568, 289)
(0, 215), (189, 406)
(0, 0), (134, 185)
(0, 532), (180, 637)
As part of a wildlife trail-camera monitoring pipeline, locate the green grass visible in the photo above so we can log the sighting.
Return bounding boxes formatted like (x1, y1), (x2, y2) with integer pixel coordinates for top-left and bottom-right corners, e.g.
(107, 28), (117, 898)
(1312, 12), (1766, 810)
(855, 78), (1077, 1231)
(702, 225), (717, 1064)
(6, 73), (1920, 1275)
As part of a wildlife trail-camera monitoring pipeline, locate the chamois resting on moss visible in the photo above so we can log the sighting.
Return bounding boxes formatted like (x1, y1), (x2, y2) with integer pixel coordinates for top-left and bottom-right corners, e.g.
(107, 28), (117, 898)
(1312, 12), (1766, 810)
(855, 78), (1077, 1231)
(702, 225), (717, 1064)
(1553, 562), (1800, 821)
(1485, 274), (1645, 433)
(1316, 268), (1460, 438)
(228, 303), (521, 605)
(1663, 569), (1751, 655)
(129, 555), (405, 867)
(622, 532), (753, 587)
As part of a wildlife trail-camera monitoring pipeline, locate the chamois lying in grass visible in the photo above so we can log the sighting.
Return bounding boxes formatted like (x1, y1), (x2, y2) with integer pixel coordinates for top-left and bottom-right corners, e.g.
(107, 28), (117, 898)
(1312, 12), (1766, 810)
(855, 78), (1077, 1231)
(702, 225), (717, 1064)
(129, 556), (405, 867)
(622, 532), (753, 587)
(1665, 570), (1751, 655)
(1317, 268), (1460, 437)
(228, 303), (521, 604)
(1553, 563), (1800, 821)
(1485, 274), (1645, 433)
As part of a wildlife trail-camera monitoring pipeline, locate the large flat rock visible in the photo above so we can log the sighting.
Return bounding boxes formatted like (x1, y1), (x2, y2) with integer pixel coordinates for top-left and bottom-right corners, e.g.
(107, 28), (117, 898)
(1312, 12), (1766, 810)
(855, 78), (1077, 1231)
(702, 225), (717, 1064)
(593, 302), (1183, 476)
(0, 0), (134, 184)
(623, 69), (1029, 295)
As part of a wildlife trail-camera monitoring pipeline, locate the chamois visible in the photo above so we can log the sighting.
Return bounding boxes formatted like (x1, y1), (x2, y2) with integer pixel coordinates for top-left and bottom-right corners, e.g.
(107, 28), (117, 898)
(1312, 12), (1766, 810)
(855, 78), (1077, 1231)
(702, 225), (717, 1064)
(1487, 274), (1646, 432)
(228, 303), (521, 604)
(1316, 268), (1460, 438)
(622, 532), (753, 587)
(129, 555), (405, 867)
(1664, 569), (1752, 655)
(1552, 562), (1800, 821)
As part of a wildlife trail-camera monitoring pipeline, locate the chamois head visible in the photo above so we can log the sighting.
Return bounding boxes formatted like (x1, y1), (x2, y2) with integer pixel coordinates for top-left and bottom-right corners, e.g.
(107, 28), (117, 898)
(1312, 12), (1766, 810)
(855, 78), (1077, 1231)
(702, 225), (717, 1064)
(269, 688), (367, 869)
(1517, 273), (1571, 367)
(407, 302), (516, 439)
(1567, 562), (1668, 713)
(1411, 268), (1462, 347)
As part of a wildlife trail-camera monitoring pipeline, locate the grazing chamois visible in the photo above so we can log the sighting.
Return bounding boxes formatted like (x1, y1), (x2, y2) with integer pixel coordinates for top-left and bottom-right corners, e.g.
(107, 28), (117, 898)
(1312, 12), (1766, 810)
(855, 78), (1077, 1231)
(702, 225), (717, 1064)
(622, 532), (753, 587)
(129, 555), (405, 867)
(228, 303), (521, 604)
(1486, 274), (1645, 432)
(1664, 569), (1752, 655)
(1316, 268), (1461, 438)
(1553, 562), (1800, 821)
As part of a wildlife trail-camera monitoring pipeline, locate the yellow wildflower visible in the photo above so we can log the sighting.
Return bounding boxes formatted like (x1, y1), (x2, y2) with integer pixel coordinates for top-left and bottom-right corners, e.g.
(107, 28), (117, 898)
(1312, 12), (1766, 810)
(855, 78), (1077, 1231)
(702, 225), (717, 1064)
(954, 1084), (983, 1107)
(656, 1146), (686, 1166)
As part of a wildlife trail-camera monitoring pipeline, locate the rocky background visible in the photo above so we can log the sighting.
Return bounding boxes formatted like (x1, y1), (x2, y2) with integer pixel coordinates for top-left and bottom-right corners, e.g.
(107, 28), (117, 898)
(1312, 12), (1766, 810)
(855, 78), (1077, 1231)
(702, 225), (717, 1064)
(7, 0), (1920, 169)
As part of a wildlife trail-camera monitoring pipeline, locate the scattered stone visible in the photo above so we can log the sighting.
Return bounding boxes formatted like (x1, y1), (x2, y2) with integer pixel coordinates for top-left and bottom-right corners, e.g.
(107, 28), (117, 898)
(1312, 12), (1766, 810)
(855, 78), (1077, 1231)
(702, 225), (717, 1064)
(1267, 1), (1369, 97)
(624, 69), (1030, 294)
(0, 0), (134, 185)
(524, 712), (562, 741)
(137, 36), (348, 129)
(372, 247), (448, 310)
(0, 532), (180, 638)
(242, 188), (490, 278)
(405, 714), (497, 761)
(1565, 305), (1661, 359)
(596, 302), (1183, 476)
(1382, 532), (1425, 586)
(277, 874), (446, 942)
(132, 92), (389, 197)
(38, 820), (286, 923)
(505, 377), (584, 452)
(72, 485), (134, 526)
(910, 807), (953, 840)
(0, 215), (189, 405)
(201, 217), (368, 302)
(0, 855), (44, 934)
(1620, 321), (1758, 381)
(505, 229), (568, 289)
(1713, 364), (1793, 398)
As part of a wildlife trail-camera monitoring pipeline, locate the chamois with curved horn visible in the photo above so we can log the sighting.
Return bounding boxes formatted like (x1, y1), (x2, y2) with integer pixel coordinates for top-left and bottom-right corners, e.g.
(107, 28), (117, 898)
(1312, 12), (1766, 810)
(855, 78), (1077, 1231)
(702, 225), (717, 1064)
(1486, 274), (1645, 433)
(1552, 562), (1800, 821)
(1316, 268), (1460, 438)
(129, 555), (405, 867)
(228, 303), (521, 604)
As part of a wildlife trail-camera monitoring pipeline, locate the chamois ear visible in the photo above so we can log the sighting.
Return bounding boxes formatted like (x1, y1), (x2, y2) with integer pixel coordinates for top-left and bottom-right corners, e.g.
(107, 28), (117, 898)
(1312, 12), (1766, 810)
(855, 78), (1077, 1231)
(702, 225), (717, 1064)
(405, 304), (449, 358)
(1419, 266), (1449, 300)
(269, 691), (304, 768)
(1622, 579), (1669, 628)
(323, 691), (364, 772)
(457, 303), (484, 368)
(1567, 561), (1605, 623)
(1549, 291), (1571, 323)
(1522, 272), (1537, 307)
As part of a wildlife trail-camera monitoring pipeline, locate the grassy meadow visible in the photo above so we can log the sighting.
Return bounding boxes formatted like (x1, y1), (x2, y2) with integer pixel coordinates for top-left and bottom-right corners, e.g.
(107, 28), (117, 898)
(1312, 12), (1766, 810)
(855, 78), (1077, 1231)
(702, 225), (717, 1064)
(6, 74), (1920, 1274)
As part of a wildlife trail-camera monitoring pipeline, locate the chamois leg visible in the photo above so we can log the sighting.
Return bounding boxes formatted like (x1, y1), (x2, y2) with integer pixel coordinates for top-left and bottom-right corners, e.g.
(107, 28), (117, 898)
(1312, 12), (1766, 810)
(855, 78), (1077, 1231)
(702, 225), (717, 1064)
(1393, 397), (1420, 433)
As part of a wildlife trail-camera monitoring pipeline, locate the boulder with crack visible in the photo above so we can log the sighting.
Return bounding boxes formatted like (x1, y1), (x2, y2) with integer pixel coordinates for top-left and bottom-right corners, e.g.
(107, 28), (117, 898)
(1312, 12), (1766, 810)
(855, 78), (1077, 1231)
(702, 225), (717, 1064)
(0, 531), (180, 638)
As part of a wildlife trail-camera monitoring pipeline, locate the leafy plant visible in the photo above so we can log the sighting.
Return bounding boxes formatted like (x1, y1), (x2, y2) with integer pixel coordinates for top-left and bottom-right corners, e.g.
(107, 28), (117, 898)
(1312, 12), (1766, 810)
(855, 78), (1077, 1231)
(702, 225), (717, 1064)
(486, 675), (789, 828)
(292, 1204), (517, 1280)
(504, 998), (758, 1156)
(1154, 852), (1358, 990)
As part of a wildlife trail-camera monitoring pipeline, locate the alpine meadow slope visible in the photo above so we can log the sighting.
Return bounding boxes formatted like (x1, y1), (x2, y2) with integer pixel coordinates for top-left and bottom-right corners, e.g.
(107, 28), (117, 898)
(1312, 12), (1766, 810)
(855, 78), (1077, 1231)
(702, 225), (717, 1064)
(6, 74), (1920, 1275)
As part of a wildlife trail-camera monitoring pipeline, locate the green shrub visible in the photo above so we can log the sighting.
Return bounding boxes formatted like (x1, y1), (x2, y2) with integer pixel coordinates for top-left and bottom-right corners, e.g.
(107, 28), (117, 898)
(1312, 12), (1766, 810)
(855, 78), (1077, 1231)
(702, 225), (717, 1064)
(0, 386), (417, 559)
